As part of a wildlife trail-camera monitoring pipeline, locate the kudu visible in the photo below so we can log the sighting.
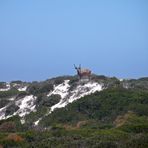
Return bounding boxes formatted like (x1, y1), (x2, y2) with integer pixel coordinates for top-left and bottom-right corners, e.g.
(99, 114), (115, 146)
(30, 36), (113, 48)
(74, 64), (91, 79)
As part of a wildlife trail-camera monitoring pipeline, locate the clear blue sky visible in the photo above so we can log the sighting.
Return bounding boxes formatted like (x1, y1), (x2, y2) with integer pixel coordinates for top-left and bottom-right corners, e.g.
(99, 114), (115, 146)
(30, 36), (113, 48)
(0, 0), (148, 81)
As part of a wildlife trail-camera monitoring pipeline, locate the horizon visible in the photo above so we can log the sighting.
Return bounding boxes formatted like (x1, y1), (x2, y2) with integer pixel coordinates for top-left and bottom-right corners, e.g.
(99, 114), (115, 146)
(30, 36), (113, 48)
(0, 0), (148, 81)
(1, 73), (148, 83)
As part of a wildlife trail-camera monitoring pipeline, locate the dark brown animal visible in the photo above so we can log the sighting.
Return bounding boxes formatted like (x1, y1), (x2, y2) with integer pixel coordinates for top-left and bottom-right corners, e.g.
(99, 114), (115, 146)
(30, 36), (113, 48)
(74, 64), (91, 79)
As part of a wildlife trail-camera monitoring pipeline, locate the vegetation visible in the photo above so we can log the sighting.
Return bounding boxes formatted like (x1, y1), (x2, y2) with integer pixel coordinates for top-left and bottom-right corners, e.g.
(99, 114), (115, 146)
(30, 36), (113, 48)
(40, 88), (148, 126)
(0, 76), (148, 147)
(0, 89), (19, 98)
(0, 99), (9, 108)
(27, 82), (53, 95)
(0, 82), (6, 89)
(36, 94), (61, 107)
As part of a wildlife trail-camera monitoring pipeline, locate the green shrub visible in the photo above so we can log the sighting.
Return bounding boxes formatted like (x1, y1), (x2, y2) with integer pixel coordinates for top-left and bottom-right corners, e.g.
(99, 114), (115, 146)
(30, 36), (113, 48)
(0, 89), (19, 98)
(27, 82), (53, 95)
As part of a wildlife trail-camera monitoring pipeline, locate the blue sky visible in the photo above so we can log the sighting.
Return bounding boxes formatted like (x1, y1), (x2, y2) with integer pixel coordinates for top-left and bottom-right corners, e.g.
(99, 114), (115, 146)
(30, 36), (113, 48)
(0, 0), (148, 81)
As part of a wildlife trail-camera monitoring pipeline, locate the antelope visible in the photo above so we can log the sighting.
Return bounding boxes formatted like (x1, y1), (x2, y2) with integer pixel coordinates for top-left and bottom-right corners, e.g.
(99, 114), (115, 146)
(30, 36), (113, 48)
(74, 64), (91, 79)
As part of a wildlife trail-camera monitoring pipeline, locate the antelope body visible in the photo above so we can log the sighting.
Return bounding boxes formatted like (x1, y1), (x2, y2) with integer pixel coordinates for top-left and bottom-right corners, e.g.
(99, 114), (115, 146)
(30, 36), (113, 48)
(74, 64), (91, 79)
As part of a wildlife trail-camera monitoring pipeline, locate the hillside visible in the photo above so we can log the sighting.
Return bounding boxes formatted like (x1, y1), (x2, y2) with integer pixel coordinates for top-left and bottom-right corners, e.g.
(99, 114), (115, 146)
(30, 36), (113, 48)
(0, 75), (148, 147)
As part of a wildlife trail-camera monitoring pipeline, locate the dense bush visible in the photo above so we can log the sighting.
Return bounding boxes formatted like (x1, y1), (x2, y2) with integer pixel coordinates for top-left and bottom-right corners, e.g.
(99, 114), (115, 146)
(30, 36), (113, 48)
(123, 78), (148, 90)
(0, 128), (147, 148)
(36, 94), (61, 107)
(16, 91), (29, 98)
(0, 76), (148, 147)
(10, 80), (23, 84)
(27, 82), (53, 95)
(24, 106), (48, 127)
(117, 113), (148, 133)
(0, 89), (19, 98)
(0, 99), (9, 108)
(0, 116), (25, 132)
(0, 82), (6, 88)
(5, 103), (19, 116)
(40, 88), (148, 127)
(49, 76), (73, 85)
(43, 95), (61, 107)
(0, 121), (16, 132)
